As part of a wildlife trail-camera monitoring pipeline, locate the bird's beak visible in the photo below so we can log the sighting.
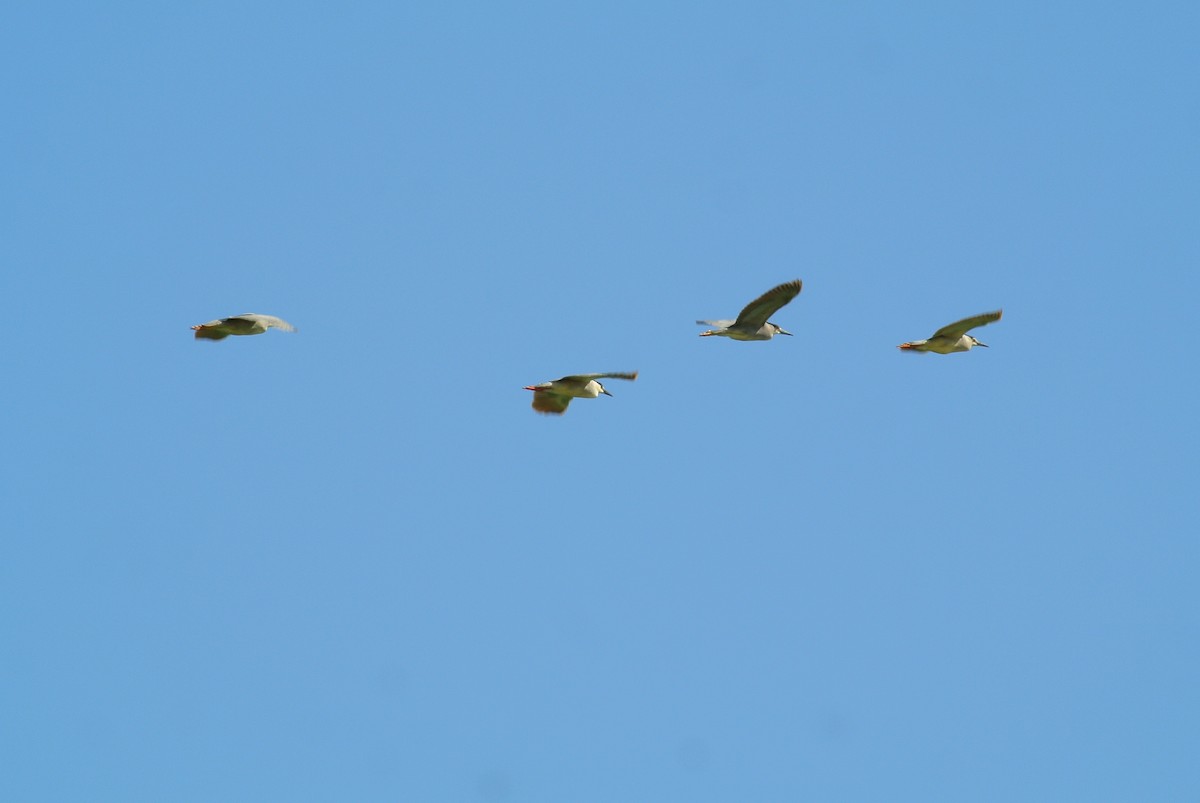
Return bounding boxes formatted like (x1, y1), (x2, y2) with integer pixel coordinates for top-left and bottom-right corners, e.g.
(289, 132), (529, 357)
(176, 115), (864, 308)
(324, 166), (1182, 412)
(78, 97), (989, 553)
(523, 386), (538, 391)
(778, 328), (793, 336)
(976, 341), (989, 348)
(602, 388), (613, 397)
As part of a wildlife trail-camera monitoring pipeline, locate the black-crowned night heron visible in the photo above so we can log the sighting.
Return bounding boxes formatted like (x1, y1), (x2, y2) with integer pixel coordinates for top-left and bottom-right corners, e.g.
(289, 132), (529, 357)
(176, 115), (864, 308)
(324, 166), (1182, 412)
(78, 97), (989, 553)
(898, 310), (1002, 353)
(697, 279), (802, 341)
(523, 372), (638, 415)
(192, 314), (297, 341)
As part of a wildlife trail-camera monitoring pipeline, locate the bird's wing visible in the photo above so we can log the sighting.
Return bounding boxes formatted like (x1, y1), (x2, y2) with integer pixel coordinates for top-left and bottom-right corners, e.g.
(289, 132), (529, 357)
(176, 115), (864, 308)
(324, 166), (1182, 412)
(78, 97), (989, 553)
(193, 325), (230, 340)
(531, 393), (572, 414)
(733, 280), (802, 329)
(696, 319), (736, 328)
(931, 309), (1003, 339)
(561, 372), (638, 382)
(197, 315), (258, 335)
(239, 314), (297, 332)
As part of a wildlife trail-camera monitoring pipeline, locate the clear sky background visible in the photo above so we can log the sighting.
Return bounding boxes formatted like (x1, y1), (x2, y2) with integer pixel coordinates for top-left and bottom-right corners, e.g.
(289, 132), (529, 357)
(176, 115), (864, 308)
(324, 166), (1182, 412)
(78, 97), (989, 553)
(3, 2), (1197, 801)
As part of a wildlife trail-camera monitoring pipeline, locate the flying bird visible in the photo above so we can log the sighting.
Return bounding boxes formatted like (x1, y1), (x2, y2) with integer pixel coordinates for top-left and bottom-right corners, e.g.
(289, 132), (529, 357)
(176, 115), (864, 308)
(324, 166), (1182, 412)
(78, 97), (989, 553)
(192, 314), (297, 341)
(898, 310), (1002, 354)
(523, 372), (638, 415)
(697, 279), (802, 341)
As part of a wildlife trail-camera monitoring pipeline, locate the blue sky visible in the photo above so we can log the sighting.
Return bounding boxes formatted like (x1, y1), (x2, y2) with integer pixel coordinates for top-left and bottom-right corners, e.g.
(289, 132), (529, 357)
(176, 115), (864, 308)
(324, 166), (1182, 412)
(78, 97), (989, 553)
(3, 2), (1197, 800)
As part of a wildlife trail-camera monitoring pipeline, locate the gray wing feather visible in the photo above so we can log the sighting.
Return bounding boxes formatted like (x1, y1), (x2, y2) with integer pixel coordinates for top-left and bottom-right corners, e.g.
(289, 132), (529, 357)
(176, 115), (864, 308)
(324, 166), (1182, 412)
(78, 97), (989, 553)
(560, 372), (639, 382)
(931, 310), (1002, 339)
(733, 280), (802, 329)
(531, 393), (572, 414)
(237, 314), (296, 332)
(193, 325), (230, 340)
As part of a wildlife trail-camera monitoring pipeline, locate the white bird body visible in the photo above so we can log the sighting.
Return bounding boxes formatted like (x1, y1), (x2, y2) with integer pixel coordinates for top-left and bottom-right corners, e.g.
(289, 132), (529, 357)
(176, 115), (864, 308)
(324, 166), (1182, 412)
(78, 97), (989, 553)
(192, 314), (297, 340)
(698, 280), (802, 341)
(908, 334), (984, 354)
(523, 372), (638, 415)
(898, 310), (1002, 354)
(696, 319), (790, 341)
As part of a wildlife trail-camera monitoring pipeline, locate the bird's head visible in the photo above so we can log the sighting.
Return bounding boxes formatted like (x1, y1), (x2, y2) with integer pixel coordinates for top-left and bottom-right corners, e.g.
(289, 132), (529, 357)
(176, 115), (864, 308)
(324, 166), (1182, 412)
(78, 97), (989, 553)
(968, 336), (988, 348)
(598, 383), (612, 397)
(771, 323), (793, 336)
